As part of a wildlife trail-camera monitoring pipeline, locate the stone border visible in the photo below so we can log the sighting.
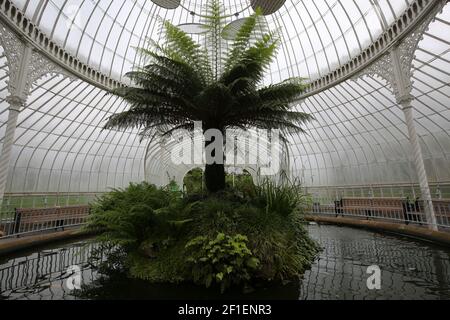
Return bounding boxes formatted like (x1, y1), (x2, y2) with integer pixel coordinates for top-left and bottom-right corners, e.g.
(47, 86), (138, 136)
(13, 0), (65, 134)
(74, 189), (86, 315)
(0, 228), (92, 256)
(305, 215), (450, 247)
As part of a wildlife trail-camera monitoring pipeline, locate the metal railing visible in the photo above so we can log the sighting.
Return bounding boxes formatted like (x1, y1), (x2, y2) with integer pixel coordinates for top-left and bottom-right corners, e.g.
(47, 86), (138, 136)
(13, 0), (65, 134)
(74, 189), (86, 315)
(304, 182), (450, 200)
(306, 196), (450, 230)
(1, 189), (449, 240)
(0, 193), (101, 239)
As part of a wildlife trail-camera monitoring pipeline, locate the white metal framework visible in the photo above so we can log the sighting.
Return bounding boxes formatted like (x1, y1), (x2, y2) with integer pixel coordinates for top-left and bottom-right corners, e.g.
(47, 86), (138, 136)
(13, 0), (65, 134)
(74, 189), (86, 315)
(0, 0), (448, 231)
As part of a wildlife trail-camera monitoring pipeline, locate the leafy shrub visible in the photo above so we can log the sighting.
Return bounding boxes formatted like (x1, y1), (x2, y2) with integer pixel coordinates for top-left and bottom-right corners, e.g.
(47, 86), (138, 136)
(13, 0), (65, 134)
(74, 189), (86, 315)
(232, 204), (318, 281)
(87, 181), (320, 292)
(185, 233), (260, 292)
(85, 182), (190, 261)
(183, 195), (243, 237)
(226, 172), (256, 198)
(253, 178), (306, 216)
(183, 168), (205, 195)
(182, 189), (319, 283)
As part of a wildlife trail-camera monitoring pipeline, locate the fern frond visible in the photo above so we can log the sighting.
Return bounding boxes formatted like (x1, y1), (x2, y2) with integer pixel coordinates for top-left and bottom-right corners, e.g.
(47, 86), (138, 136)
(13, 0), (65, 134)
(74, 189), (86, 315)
(161, 20), (213, 86)
(201, 0), (227, 80)
(223, 8), (263, 73)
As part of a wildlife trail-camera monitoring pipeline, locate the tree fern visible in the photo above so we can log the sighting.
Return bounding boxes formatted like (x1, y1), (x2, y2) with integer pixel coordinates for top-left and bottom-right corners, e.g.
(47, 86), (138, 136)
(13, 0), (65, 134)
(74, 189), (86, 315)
(105, 0), (313, 192)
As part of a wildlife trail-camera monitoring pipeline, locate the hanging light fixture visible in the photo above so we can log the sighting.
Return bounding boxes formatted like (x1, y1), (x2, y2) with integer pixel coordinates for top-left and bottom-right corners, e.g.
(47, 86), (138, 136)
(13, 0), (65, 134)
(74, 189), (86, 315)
(150, 1), (285, 15)
(152, 0), (285, 39)
(250, 0), (286, 15)
(222, 18), (249, 40)
(150, 0), (181, 10)
(177, 23), (208, 34)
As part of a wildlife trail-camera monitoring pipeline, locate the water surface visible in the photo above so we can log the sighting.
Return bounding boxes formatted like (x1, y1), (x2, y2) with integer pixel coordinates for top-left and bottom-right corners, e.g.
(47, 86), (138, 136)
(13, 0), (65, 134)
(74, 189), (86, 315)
(1, 224), (449, 300)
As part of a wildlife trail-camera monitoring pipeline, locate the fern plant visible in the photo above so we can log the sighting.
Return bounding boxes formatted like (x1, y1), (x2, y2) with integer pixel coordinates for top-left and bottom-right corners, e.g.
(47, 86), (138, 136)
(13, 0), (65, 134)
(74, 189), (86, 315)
(86, 182), (189, 252)
(105, 0), (312, 192)
(104, 0), (312, 193)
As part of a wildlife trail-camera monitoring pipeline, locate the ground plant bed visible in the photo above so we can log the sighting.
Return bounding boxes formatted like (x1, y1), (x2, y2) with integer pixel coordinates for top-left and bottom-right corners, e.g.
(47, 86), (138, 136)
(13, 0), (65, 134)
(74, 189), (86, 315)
(85, 181), (320, 293)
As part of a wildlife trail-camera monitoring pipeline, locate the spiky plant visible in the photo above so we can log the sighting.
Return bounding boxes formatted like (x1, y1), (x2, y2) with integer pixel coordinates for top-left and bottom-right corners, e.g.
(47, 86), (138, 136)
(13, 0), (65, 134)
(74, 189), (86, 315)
(104, 0), (312, 193)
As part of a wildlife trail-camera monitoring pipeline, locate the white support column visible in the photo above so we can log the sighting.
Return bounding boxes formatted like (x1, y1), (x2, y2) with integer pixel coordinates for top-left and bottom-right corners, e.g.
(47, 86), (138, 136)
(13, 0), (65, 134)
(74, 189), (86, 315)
(391, 48), (438, 231)
(0, 21), (79, 206)
(0, 44), (32, 205)
(0, 97), (25, 204)
(350, 0), (445, 230)
(402, 101), (438, 230)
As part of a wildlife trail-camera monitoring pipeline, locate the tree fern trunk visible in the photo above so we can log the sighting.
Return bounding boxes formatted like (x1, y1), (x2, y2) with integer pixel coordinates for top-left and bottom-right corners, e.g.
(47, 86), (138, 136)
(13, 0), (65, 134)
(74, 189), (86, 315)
(204, 126), (226, 193)
(204, 163), (225, 193)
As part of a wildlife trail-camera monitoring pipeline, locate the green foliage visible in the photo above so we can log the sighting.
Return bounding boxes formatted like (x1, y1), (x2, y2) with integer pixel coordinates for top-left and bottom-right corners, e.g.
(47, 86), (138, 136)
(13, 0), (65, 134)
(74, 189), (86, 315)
(225, 172), (256, 198)
(87, 181), (320, 292)
(86, 182), (188, 251)
(201, 0), (227, 80)
(160, 20), (212, 85)
(184, 170), (256, 198)
(237, 211), (319, 281)
(182, 185), (319, 283)
(126, 244), (187, 283)
(253, 178), (306, 217)
(167, 180), (181, 193)
(183, 168), (204, 195)
(183, 195), (243, 237)
(185, 233), (260, 292)
(223, 8), (265, 73)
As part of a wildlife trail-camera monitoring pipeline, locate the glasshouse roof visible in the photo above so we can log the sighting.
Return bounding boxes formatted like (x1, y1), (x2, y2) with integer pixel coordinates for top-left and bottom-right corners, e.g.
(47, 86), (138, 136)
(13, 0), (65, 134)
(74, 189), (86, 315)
(16, 0), (410, 80)
(0, 0), (449, 197)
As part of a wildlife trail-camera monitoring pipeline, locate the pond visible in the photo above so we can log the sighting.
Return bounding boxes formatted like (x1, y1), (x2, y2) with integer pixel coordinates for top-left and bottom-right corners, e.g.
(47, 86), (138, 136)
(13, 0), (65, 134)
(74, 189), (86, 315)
(1, 224), (450, 300)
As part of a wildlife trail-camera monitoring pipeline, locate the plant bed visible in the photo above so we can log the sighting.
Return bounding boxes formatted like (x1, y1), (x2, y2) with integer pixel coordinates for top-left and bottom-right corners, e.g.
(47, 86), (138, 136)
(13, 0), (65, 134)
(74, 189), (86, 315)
(85, 181), (320, 293)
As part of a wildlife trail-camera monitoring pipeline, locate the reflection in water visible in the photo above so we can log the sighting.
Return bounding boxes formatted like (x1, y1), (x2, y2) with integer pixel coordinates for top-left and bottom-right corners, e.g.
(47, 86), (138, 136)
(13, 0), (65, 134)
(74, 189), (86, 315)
(0, 225), (449, 300)
(0, 241), (101, 300)
(300, 225), (450, 300)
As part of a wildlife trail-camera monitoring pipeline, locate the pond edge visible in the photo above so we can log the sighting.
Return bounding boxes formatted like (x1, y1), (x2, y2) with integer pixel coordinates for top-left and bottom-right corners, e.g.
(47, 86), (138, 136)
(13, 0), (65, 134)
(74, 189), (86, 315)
(0, 229), (94, 256)
(305, 215), (450, 247)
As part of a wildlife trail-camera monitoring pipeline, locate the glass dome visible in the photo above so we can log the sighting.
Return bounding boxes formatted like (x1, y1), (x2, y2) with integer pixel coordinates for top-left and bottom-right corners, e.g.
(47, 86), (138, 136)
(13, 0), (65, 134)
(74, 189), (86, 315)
(0, 0), (448, 201)
(14, 0), (410, 81)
